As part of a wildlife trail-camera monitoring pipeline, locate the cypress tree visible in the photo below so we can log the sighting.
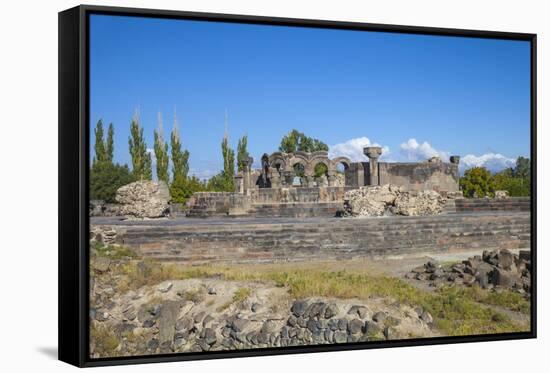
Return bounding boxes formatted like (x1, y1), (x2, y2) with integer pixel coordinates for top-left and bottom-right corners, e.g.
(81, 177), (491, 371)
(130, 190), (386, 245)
(105, 123), (114, 163)
(154, 112), (169, 183)
(170, 112), (189, 181)
(219, 127), (236, 193)
(128, 112), (152, 180)
(93, 119), (106, 165)
(237, 135), (248, 172)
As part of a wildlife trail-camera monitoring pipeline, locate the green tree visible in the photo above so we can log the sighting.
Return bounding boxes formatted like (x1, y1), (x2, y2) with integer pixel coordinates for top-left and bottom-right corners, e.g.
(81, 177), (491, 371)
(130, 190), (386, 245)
(513, 156), (530, 179)
(154, 112), (169, 183)
(93, 119), (106, 164)
(170, 116), (189, 181)
(460, 167), (495, 198)
(237, 135), (249, 172)
(314, 163), (328, 178)
(204, 131), (236, 192)
(279, 129), (329, 153)
(492, 172), (530, 197)
(222, 133), (235, 180)
(170, 175), (205, 203)
(490, 156), (531, 197)
(90, 120), (135, 202)
(128, 114), (152, 180)
(90, 162), (135, 203)
(105, 123), (114, 163)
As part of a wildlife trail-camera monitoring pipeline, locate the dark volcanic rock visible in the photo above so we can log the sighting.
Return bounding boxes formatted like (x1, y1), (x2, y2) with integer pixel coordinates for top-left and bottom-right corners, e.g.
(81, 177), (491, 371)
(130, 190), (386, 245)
(291, 300), (308, 317)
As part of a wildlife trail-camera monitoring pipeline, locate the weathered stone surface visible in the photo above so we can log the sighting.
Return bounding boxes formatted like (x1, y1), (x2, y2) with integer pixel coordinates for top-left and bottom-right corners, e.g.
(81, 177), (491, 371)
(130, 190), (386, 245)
(343, 184), (402, 216)
(333, 330), (348, 343)
(495, 190), (510, 199)
(393, 190), (446, 216)
(92, 257), (111, 272)
(232, 318), (250, 332)
(348, 319), (364, 334)
(343, 184), (446, 217)
(291, 300), (308, 317)
(347, 305), (369, 319)
(115, 180), (170, 219)
(372, 311), (387, 323)
(158, 301), (180, 344)
(324, 304), (339, 319)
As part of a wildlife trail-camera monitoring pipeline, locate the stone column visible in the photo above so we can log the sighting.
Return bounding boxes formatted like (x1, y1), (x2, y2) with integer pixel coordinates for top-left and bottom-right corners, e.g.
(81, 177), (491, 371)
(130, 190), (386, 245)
(327, 171), (336, 187)
(364, 146), (382, 186)
(270, 168), (281, 189)
(305, 174), (315, 188)
(243, 155), (253, 194)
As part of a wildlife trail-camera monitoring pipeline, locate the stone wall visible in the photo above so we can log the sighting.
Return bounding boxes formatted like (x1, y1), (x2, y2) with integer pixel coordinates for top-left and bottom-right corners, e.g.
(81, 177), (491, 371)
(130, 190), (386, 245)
(378, 162), (459, 192)
(185, 187), (354, 218)
(97, 212), (530, 263)
(455, 197), (530, 213)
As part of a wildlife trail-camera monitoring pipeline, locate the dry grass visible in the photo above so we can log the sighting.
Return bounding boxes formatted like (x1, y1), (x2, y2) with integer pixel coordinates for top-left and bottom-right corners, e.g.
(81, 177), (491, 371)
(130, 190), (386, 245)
(90, 322), (119, 356)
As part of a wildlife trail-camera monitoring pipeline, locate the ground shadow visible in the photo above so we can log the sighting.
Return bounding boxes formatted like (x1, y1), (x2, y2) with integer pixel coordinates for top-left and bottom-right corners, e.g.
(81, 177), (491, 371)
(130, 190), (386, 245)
(37, 346), (58, 360)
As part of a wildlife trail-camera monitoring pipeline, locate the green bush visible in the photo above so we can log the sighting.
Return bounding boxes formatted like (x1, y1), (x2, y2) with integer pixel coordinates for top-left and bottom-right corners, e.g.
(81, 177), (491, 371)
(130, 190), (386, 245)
(460, 167), (495, 198)
(205, 172), (234, 192)
(170, 175), (206, 203)
(90, 162), (135, 203)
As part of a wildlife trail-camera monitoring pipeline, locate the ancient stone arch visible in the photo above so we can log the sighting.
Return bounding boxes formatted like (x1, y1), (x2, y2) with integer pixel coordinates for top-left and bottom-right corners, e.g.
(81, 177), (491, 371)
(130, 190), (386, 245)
(331, 156), (352, 171)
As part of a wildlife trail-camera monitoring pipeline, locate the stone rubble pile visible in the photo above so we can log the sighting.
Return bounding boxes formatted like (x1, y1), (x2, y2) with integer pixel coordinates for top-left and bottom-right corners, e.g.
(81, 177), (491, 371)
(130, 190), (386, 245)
(89, 263), (435, 357)
(405, 249), (531, 295)
(115, 180), (170, 219)
(343, 184), (447, 217)
(90, 226), (118, 246)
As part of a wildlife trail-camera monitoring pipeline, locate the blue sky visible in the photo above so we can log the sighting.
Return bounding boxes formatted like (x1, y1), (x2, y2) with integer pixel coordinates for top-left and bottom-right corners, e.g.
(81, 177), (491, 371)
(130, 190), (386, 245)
(90, 14), (531, 178)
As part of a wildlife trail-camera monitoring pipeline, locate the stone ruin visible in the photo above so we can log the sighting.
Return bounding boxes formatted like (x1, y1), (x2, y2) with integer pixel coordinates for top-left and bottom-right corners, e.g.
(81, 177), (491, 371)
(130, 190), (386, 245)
(186, 146), (461, 218)
(235, 147), (460, 193)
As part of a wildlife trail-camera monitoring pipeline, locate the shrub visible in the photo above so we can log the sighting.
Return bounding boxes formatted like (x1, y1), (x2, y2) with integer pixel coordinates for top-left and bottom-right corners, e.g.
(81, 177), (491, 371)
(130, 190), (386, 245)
(90, 161), (135, 202)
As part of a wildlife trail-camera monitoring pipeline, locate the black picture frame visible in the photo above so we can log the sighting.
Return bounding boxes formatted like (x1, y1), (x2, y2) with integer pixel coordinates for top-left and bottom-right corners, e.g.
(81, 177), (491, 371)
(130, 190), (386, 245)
(58, 4), (537, 368)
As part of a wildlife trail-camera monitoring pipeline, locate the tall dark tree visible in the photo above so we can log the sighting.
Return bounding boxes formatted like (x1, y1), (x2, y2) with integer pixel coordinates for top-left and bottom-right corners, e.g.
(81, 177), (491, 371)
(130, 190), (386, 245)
(90, 119), (135, 202)
(105, 123), (114, 163)
(279, 129), (328, 153)
(128, 112), (152, 180)
(93, 119), (106, 165)
(222, 131), (235, 180)
(237, 135), (248, 172)
(154, 112), (169, 183)
(170, 113), (190, 181)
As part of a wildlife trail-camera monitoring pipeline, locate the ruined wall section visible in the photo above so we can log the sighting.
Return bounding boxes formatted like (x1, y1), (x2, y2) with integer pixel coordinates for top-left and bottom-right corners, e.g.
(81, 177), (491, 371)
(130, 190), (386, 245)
(378, 161), (459, 192)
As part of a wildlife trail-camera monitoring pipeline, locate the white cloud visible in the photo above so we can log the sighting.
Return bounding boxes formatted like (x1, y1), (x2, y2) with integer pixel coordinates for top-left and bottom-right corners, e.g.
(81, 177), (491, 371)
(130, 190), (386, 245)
(399, 138), (450, 162)
(330, 137), (517, 174)
(189, 169), (217, 180)
(329, 137), (391, 162)
(460, 153), (515, 173)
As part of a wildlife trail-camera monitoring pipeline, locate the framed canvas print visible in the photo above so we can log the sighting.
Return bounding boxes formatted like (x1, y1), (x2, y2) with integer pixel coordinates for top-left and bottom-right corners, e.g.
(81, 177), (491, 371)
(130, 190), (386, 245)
(58, 5), (537, 367)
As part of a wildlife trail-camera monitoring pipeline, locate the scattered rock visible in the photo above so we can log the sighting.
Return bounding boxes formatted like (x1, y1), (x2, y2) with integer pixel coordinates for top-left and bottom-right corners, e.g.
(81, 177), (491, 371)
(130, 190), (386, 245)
(158, 301), (180, 344)
(347, 305), (369, 319)
(405, 249), (531, 296)
(158, 282), (173, 293)
(291, 300), (308, 317)
(420, 311), (433, 324)
(92, 257), (111, 273)
(348, 319), (364, 334)
(372, 312), (387, 323)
